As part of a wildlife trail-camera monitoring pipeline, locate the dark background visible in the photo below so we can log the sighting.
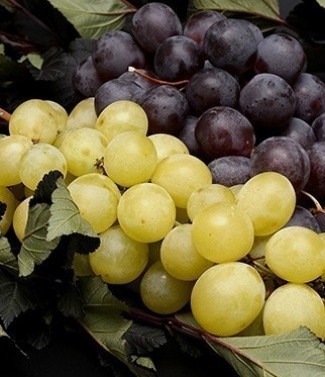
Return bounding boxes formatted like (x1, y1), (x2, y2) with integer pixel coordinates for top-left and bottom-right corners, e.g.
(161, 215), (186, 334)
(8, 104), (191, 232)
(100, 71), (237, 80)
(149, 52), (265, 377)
(0, 1), (317, 376)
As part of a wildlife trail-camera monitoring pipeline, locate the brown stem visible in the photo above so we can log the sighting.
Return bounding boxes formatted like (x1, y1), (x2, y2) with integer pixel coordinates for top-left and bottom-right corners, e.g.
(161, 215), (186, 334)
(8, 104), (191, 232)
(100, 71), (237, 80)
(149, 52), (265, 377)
(0, 108), (11, 122)
(128, 66), (189, 87)
(301, 190), (325, 213)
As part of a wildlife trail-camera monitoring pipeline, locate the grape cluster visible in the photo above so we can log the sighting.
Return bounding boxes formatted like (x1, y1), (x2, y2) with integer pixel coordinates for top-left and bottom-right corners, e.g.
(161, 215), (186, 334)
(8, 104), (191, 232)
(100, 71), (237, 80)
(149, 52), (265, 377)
(1, 2), (325, 342)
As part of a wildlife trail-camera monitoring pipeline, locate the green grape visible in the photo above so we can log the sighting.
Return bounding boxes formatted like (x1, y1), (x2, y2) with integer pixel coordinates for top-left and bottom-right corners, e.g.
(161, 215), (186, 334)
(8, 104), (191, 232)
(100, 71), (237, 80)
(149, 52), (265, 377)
(237, 305), (265, 336)
(248, 234), (272, 261)
(19, 143), (67, 190)
(12, 196), (31, 242)
(151, 154), (212, 208)
(230, 184), (243, 198)
(52, 129), (74, 149)
(72, 253), (94, 277)
(148, 133), (189, 163)
(187, 183), (236, 222)
(160, 223), (214, 281)
(89, 224), (149, 284)
(236, 172), (296, 236)
(68, 174), (120, 234)
(140, 261), (194, 315)
(95, 100), (148, 143)
(67, 97), (97, 129)
(191, 202), (254, 263)
(0, 135), (33, 186)
(9, 99), (59, 144)
(46, 100), (68, 134)
(103, 131), (157, 187)
(265, 226), (324, 283)
(0, 186), (18, 235)
(263, 283), (325, 340)
(191, 262), (266, 336)
(117, 182), (176, 243)
(59, 127), (108, 177)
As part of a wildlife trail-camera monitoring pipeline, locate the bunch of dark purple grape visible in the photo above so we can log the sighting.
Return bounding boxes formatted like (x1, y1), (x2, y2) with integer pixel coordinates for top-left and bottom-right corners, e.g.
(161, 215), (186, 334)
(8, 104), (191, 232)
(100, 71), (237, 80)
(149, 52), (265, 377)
(72, 2), (325, 228)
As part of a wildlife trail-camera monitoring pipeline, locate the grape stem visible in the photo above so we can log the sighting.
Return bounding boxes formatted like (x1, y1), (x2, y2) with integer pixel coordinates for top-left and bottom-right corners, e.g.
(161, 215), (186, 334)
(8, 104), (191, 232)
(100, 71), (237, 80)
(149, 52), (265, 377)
(128, 66), (189, 87)
(0, 108), (11, 122)
(301, 190), (325, 213)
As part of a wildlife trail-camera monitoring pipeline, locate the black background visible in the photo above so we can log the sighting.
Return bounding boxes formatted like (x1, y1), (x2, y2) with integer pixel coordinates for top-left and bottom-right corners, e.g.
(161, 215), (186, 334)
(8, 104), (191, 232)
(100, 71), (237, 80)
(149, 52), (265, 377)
(0, 1), (312, 376)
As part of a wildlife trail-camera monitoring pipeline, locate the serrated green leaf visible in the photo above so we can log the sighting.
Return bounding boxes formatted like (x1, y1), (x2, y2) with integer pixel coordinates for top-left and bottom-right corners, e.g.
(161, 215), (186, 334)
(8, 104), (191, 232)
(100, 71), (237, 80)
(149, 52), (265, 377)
(188, 0), (283, 22)
(0, 236), (18, 272)
(205, 327), (325, 377)
(18, 203), (60, 277)
(316, 0), (325, 8)
(47, 178), (98, 242)
(47, 0), (136, 39)
(0, 54), (30, 82)
(79, 276), (131, 361)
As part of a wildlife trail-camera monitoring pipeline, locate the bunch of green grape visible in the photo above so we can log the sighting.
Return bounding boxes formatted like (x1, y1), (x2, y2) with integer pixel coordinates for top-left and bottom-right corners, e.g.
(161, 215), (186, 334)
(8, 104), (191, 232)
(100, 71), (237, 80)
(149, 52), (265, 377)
(1, 96), (325, 342)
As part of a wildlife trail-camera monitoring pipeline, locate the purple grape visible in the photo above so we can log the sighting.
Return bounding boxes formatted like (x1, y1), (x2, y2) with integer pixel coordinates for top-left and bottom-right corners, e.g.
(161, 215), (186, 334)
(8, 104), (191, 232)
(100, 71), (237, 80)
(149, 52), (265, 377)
(72, 55), (104, 98)
(314, 212), (325, 232)
(204, 18), (261, 74)
(292, 73), (325, 124)
(195, 106), (255, 160)
(185, 67), (240, 114)
(137, 85), (189, 135)
(92, 30), (146, 80)
(305, 142), (325, 202)
(118, 70), (156, 91)
(276, 117), (316, 150)
(283, 205), (321, 233)
(131, 2), (182, 54)
(208, 156), (251, 186)
(94, 79), (143, 115)
(177, 115), (203, 158)
(239, 73), (296, 130)
(250, 136), (310, 192)
(154, 36), (203, 81)
(311, 112), (325, 141)
(183, 10), (226, 51)
(254, 33), (306, 84)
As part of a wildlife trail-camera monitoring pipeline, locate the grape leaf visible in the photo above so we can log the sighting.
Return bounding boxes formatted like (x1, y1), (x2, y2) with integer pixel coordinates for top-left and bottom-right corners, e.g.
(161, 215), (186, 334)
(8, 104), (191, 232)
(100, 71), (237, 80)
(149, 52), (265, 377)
(78, 277), (157, 376)
(0, 54), (30, 81)
(0, 236), (18, 273)
(18, 203), (60, 277)
(205, 327), (325, 377)
(57, 283), (84, 318)
(47, 0), (137, 39)
(47, 177), (99, 245)
(0, 269), (42, 327)
(188, 0), (283, 22)
(316, 0), (325, 7)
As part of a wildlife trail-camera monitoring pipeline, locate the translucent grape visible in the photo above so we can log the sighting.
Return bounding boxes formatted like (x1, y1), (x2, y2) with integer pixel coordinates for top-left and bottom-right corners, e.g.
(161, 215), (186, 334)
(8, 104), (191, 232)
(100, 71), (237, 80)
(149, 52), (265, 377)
(191, 262), (266, 336)
(68, 174), (120, 234)
(236, 172), (296, 236)
(46, 100), (68, 134)
(95, 100), (148, 143)
(263, 283), (325, 340)
(19, 143), (67, 190)
(0, 135), (33, 186)
(9, 99), (59, 144)
(12, 196), (31, 242)
(265, 226), (324, 283)
(151, 154), (212, 208)
(59, 127), (108, 177)
(89, 225), (149, 284)
(191, 202), (254, 263)
(117, 183), (176, 243)
(66, 98), (98, 129)
(160, 223), (213, 281)
(148, 133), (189, 163)
(103, 131), (157, 187)
(186, 183), (235, 221)
(140, 261), (193, 315)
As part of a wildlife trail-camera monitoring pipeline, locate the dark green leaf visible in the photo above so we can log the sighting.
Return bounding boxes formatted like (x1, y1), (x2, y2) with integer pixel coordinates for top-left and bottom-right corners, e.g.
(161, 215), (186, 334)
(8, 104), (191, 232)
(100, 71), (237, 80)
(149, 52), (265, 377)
(124, 323), (167, 356)
(0, 202), (6, 221)
(18, 203), (60, 277)
(79, 277), (159, 376)
(57, 283), (84, 318)
(188, 0), (283, 22)
(0, 269), (41, 327)
(205, 327), (325, 377)
(0, 54), (30, 82)
(316, 0), (325, 7)
(47, 177), (99, 245)
(30, 170), (63, 206)
(0, 236), (18, 273)
(47, 0), (137, 39)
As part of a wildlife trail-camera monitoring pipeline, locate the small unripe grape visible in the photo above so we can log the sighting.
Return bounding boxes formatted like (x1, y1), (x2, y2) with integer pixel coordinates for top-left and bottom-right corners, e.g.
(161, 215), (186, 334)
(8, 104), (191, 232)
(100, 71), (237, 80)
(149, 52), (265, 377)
(140, 261), (193, 314)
